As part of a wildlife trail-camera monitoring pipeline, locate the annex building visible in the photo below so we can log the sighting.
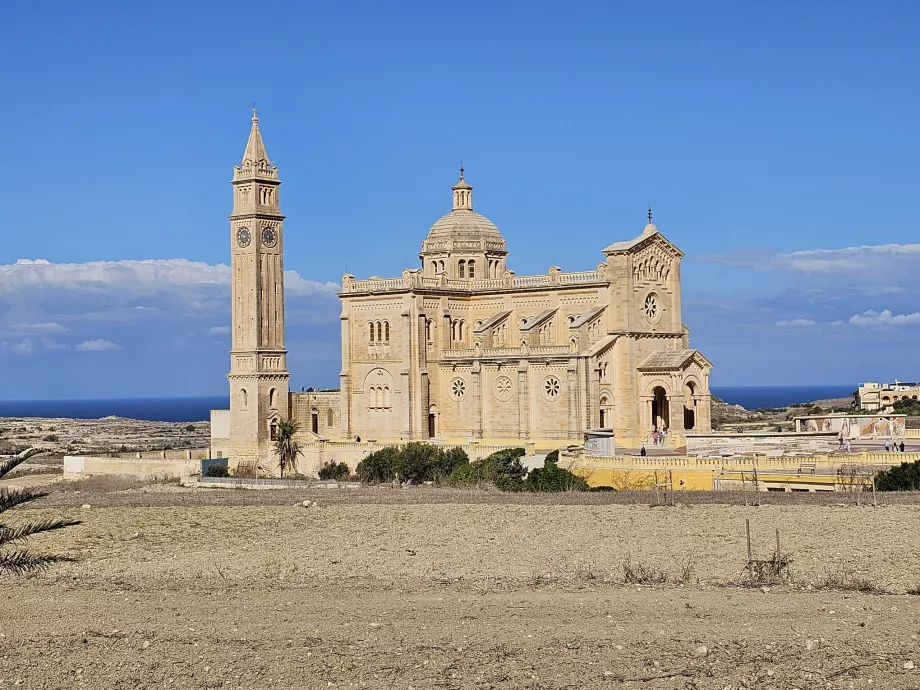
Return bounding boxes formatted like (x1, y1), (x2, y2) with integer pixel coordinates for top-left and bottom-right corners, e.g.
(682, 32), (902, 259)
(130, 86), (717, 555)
(212, 114), (714, 470)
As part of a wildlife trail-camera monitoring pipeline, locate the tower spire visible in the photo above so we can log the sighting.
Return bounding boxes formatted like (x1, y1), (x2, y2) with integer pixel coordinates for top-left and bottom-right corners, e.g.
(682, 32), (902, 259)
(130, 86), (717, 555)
(240, 109), (271, 173)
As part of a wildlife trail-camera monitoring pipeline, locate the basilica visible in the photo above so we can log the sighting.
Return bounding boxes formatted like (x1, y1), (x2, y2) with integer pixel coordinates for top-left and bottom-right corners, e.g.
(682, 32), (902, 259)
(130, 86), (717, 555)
(214, 113), (713, 468)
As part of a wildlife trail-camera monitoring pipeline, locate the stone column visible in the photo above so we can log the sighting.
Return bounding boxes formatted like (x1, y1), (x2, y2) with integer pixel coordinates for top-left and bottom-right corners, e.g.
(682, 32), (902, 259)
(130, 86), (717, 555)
(517, 361), (530, 440)
(567, 362), (579, 441)
(471, 360), (483, 439)
(417, 313), (429, 439)
(339, 311), (351, 438)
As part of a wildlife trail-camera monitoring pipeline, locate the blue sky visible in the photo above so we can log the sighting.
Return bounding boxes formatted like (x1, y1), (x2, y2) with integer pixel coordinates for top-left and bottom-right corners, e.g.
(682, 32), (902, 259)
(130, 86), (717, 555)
(1, 1), (919, 399)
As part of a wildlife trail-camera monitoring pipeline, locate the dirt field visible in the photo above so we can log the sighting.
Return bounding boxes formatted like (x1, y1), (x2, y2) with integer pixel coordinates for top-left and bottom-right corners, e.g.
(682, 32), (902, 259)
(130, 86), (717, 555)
(2, 479), (920, 689)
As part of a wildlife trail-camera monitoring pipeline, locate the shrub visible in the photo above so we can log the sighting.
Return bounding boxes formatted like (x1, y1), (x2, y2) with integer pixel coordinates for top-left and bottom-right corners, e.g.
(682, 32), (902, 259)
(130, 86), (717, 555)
(357, 446), (400, 483)
(357, 444), (468, 484)
(874, 460), (920, 491)
(205, 464), (230, 478)
(318, 461), (351, 481)
(446, 448), (526, 491)
(525, 462), (588, 492)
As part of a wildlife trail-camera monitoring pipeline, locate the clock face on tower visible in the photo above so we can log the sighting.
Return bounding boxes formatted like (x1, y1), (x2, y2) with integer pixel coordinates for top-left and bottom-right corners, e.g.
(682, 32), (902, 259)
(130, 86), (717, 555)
(237, 227), (251, 247)
(261, 227), (277, 247)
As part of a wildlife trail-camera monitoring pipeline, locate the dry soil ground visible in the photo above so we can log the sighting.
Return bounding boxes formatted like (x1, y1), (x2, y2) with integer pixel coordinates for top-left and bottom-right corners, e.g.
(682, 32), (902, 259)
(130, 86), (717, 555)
(2, 478), (920, 689)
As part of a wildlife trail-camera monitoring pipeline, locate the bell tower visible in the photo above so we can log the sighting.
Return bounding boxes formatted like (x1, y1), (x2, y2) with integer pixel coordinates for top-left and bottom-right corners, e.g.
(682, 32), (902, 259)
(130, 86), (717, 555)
(227, 109), (290, 471)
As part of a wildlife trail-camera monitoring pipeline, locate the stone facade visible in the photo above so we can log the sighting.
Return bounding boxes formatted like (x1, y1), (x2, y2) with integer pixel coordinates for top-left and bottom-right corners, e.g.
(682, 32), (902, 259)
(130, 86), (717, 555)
(220, 116), (713, 469)
(857, 381), (920, 411)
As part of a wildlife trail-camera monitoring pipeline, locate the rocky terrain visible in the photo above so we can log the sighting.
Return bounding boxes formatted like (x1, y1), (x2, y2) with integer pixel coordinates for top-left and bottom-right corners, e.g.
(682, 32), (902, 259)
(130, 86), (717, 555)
(0, 416), (210, 461)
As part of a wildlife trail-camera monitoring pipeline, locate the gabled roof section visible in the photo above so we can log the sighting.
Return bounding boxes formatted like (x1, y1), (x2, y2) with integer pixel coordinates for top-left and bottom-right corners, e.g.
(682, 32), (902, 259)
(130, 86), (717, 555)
(602, 229), (684, 259)
(474, 310), (511, 334)
(585, 334), (617, 358)
(638, 349), (712, 372)
(570, 305), (605, 328)
(520, 307), (558, 332)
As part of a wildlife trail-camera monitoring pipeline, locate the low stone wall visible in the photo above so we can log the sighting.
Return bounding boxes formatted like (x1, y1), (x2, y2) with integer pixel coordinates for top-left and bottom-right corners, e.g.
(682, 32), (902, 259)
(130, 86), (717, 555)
(63, 455), (199, 479)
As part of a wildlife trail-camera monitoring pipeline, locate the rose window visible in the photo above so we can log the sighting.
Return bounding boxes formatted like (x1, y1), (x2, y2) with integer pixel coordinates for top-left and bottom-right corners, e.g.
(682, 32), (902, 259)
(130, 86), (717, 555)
(494, 376), (513, 402)
(543, 376), (561, 401)
(450, 377), (467, 400)
(644, 293), (659, 321)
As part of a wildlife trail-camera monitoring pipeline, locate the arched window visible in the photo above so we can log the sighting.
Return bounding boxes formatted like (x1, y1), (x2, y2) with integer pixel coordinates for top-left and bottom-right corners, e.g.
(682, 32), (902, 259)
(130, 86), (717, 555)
(384, 321), (390, 342)
(240, 388), (248, 408)
(268, 388), (276, 408)
(369, 322), (375, 343)
(468, 260), (475, 279)
(327, 409), (334, 427)
(459, 260), (466, 279)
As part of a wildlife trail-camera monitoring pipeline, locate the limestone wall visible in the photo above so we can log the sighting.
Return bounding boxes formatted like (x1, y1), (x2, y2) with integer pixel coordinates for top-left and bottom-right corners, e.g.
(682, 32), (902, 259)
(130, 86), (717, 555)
(64, 455), (200, 479)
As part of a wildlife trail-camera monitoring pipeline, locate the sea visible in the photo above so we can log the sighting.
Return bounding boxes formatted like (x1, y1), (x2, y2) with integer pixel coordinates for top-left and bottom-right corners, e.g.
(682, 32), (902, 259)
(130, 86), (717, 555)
(0, 386), (856, 422)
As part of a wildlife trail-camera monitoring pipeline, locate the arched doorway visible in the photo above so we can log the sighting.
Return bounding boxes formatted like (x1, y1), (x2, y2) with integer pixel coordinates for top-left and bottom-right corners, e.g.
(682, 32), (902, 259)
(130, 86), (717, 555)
(684, 381), (697, 430)
(651, 386), (669, 431)
(599, 395), (612, 429)
(428, 405), (439, 438)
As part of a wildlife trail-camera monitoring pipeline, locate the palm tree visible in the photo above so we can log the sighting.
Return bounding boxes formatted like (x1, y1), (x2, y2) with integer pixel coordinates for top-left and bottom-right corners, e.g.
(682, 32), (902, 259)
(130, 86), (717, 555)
(1, 448), (80, 574)
(273, 419), (302, 478)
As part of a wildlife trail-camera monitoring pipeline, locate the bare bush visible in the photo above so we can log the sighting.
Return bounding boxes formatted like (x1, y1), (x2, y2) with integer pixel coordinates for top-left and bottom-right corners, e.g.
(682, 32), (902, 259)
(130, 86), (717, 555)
(622, 552), (669, 584)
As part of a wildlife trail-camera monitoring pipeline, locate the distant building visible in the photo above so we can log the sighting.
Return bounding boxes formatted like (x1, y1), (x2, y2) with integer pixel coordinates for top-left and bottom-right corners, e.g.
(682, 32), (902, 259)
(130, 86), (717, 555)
(857, 381), (920, 411)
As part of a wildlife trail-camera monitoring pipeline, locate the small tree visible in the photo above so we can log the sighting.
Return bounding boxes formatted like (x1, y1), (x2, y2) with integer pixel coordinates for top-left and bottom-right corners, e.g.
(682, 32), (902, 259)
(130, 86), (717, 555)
(273, 420), (302, 478)
(1, 448), (80, 574)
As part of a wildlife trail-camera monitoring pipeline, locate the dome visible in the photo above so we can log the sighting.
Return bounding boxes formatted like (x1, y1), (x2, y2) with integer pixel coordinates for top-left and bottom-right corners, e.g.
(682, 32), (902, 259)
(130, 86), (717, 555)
(419, 169), (507, 256)
(421, 210), (506, 254)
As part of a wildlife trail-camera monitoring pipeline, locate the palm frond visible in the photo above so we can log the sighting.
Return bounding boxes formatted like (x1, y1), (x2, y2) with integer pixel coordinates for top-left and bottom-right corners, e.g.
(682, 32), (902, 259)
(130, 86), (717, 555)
(0, 549), (75, 575)
(0, 519), (82, 546)
(0, 448), (46, 480)
(0, 487), (49, 513)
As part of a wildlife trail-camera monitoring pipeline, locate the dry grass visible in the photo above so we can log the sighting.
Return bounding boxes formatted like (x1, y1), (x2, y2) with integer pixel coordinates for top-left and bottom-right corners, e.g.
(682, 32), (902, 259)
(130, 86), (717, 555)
(813, 564), (884, 593)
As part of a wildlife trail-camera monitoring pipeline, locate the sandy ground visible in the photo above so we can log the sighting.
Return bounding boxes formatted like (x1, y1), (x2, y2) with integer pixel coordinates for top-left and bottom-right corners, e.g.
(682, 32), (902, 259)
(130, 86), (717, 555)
(2, 479), (920, 689)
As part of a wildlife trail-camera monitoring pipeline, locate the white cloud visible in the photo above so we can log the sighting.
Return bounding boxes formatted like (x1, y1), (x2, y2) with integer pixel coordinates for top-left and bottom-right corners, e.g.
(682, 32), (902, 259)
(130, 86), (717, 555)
(8, 322), (69, 334)
(776, 318), (816, 327)
(0, 258), (339, 298)
(75, 339), (122, 351)
(848, 309), (920, 328)
(209, 326), (231, 335)
(703, 242), (920, 275)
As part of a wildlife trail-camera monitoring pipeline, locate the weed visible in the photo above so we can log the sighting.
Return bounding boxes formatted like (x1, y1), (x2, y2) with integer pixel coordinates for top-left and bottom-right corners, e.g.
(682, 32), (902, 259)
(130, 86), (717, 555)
(622, 553), (669, 585)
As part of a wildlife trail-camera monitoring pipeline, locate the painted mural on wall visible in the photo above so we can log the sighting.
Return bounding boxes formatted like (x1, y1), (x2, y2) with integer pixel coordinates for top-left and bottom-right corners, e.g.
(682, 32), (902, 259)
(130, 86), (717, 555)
(800, 416), (905, 438)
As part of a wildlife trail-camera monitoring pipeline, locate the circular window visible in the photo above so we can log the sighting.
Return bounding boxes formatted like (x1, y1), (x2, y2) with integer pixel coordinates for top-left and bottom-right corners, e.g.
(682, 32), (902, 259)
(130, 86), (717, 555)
(644, 293), (660, 322)
(542, 376), (561, 401)
(450, 377), (467, 401)
(494, 376), (513, 402)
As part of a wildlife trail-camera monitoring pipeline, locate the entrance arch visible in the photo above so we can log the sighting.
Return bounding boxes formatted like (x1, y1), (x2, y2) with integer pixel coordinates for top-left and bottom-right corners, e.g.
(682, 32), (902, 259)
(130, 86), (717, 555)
(651, 385), (669, 431)
(683, 380), (697, 430)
